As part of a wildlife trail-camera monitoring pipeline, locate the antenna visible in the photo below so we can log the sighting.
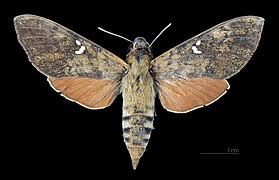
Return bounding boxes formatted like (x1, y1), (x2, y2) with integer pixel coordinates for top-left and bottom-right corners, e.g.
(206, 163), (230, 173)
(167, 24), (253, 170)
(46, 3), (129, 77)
(98, 27), (133, 43)
(149, 23), (171, 47)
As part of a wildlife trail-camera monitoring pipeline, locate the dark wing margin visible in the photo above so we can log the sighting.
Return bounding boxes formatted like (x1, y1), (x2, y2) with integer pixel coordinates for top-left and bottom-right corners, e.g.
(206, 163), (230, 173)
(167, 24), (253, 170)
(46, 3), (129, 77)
(14, 14), (129, 80)
(150, 16), (264, 80)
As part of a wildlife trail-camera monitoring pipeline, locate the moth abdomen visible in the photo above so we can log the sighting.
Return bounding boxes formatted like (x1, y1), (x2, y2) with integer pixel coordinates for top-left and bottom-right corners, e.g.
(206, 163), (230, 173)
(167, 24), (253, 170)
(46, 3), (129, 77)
(122, 115), (154, 145)
(122, 115), (154, 169)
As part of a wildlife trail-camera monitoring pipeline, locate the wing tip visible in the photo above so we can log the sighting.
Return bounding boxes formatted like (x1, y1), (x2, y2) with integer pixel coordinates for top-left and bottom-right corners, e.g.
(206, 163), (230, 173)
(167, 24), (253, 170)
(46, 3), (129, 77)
(14, 14), (29, 23)
(242, 15), (265, 28)
(14, 14), (37, 19)
(14, 14), (44, 27)
(237, 15), (264, 21)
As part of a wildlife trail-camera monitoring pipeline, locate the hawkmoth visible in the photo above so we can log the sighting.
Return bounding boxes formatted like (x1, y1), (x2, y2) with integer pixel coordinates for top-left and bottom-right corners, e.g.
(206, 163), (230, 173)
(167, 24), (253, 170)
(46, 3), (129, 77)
(14, 15), (264, 169)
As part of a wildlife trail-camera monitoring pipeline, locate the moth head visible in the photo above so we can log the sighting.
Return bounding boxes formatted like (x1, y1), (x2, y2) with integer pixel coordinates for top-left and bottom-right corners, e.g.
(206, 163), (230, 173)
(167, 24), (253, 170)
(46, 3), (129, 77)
(132, 37), (151, 51)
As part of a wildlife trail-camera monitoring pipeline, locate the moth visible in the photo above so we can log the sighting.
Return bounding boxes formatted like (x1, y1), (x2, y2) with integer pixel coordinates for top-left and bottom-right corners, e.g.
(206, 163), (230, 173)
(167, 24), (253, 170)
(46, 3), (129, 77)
(14, 15), (264, 169)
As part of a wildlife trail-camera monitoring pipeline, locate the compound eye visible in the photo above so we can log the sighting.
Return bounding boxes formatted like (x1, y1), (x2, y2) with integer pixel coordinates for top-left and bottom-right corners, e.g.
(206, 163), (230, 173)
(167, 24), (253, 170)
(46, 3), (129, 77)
(127, 44), (133, 53)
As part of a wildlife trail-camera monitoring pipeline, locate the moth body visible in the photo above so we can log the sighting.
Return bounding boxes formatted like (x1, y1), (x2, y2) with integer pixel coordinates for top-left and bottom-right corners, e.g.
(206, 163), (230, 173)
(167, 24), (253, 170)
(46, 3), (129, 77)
(14, 15), (264, 170)
(121, 37), (156, 169)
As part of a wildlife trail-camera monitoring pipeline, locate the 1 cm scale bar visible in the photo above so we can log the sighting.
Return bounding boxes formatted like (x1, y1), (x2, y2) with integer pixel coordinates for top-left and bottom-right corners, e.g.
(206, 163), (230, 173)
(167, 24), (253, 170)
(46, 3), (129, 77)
(200, 152), (239, 154)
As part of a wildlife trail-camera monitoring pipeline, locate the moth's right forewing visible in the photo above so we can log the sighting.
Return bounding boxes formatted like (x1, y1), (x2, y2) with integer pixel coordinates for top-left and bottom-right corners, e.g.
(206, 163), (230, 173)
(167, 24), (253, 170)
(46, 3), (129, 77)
(150, 16), (264, 80)
(14, 14), (128, 80)
(151, 16), (263, 113)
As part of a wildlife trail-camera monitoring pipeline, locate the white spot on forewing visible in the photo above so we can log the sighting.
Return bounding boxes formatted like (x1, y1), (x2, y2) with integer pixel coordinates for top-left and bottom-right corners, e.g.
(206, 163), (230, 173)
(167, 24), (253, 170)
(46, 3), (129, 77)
(75, 46), (86, 54)
(75, 40), (81, 45)
(191, 46), (202, 54)
(74, 39), (86, 54)
(196, 40), (201, 46)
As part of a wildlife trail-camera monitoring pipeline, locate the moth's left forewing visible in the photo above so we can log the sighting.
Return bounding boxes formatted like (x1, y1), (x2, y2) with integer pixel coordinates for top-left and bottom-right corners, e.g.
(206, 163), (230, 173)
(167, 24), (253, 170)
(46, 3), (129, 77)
(14, 14), (129, 109)
(150, 16), (264, 113)
(14, 15), (129, 79)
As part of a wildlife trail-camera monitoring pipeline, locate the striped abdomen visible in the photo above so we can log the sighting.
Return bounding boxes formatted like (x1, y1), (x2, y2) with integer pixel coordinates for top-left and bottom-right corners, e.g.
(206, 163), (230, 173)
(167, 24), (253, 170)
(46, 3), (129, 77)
(121, 51), (156, 169)
(122, 115), (154, 169)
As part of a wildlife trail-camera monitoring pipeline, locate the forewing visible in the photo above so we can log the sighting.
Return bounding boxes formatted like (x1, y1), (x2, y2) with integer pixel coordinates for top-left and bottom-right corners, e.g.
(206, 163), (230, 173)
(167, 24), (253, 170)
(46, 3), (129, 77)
(48, 77), (121, 109)
(150, 16), (264, 80)
(14, 14), (129, 79)
(152, 16), (263, 113)
(157, 78), (229, 113)
(14, 14), (128, 109)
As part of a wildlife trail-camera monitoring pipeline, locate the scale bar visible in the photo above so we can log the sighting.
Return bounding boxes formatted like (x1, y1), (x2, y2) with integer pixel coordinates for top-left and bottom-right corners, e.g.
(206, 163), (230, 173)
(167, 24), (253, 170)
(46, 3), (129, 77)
(200, 152), (239, 154)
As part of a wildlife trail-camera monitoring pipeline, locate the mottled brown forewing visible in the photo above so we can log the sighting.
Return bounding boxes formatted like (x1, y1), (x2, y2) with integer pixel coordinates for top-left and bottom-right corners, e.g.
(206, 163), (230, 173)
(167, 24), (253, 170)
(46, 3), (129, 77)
(14, 14), (129, 109)
(150, 16), (264, 80)
(151, 16), (264, 112)
(14, 14), (129, 79)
